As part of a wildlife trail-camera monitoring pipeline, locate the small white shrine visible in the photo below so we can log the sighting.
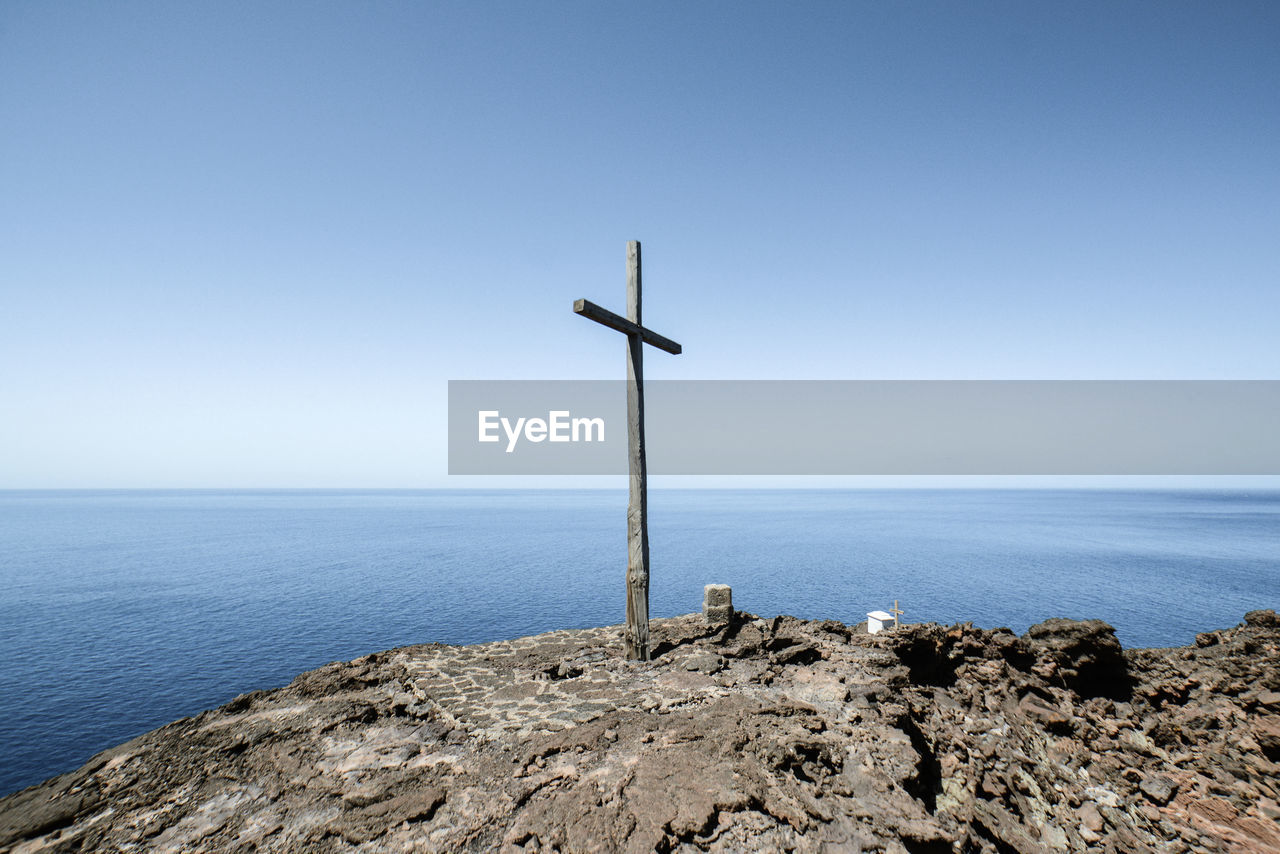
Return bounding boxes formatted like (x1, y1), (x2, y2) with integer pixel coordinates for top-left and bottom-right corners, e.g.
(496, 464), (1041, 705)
(866, 610), (894, 634)
(867, 600), (905, 634)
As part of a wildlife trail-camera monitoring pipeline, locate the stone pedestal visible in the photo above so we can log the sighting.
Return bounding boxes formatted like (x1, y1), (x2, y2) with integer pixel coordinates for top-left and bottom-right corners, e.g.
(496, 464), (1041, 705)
(703, 584), (733, 625)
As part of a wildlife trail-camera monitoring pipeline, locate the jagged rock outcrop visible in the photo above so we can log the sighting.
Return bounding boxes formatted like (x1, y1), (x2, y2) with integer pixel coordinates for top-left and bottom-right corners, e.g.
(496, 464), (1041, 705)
(2, 611), (1277, 853)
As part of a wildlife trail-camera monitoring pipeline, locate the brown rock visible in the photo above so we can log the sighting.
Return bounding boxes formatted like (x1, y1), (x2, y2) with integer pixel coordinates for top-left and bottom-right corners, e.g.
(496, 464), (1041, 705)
(1139, 773), (1178, 805)
(1017, 693), (1072, 731)
(1023, 618), (1130, 698)
(1244, 609), (1278, 627)
(1, 610), (1276, 853)
(1078, 800), (1105, 833)
(1253, 714), (1280, 761)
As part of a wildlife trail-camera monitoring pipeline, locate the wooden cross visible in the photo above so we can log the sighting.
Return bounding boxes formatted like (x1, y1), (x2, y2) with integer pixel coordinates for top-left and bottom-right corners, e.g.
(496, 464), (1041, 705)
(889, 600), (904, 628)
(573, 241), (682, 660)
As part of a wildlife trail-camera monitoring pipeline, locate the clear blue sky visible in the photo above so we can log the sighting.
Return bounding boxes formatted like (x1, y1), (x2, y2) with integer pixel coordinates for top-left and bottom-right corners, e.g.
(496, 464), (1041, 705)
(2, 1), (1277, 487)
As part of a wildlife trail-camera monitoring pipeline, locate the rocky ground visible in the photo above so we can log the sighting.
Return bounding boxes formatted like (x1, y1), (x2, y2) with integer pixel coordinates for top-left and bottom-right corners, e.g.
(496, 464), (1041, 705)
(1, 609), (1278, 853)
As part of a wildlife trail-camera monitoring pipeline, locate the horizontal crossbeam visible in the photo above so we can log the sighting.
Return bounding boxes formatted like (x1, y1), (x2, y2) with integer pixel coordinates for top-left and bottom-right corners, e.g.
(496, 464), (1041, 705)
(573, 299), (682, 355)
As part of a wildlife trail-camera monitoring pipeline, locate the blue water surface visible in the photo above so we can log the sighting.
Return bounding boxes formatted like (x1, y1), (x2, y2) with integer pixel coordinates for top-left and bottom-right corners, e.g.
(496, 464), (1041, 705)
(1, 488), (1277, 796)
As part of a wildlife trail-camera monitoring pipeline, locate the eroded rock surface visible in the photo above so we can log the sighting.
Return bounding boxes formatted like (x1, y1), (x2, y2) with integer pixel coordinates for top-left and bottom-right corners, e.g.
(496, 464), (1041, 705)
(2, 610), (1278, 853)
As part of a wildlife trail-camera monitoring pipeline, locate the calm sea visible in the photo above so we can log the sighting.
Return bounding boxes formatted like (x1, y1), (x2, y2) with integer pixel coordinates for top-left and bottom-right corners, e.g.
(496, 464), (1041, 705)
(1, 489), (1277, 796)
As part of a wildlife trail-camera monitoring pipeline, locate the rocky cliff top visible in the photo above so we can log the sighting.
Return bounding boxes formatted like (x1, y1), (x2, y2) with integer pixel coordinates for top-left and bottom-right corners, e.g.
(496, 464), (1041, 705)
(2, 610), (1278, 854)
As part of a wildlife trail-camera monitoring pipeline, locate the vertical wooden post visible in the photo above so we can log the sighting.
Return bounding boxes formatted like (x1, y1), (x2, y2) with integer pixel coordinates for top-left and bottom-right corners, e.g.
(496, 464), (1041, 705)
(624, 240), (651, 660)
(573, 240), (679, 661)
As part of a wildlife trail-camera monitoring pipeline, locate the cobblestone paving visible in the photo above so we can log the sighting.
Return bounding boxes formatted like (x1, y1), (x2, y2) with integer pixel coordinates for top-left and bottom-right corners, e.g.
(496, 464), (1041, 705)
(395, 618), (729, 743)
(393, 614), (898, 747)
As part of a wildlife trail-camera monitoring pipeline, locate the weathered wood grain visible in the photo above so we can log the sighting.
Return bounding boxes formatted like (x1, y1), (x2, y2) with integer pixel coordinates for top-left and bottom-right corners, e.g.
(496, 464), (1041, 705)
(572, 240), (682, 660)
(624, 242), (650, 660)
(571, 300), (682, 355)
